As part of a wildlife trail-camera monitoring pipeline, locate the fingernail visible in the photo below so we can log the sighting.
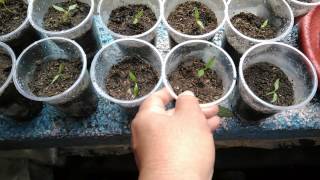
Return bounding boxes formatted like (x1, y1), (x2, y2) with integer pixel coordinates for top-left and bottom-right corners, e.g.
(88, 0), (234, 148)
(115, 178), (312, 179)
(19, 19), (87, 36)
(179, 91), (195, 97)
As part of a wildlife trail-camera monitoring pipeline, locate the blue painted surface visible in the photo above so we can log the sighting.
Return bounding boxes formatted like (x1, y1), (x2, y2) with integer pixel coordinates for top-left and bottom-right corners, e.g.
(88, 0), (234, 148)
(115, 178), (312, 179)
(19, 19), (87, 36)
(0, 17), (319, 148)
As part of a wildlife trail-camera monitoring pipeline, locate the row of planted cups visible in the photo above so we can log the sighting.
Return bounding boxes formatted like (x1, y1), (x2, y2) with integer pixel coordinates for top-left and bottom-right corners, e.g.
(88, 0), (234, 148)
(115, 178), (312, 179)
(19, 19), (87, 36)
(0, 37), (317, 122)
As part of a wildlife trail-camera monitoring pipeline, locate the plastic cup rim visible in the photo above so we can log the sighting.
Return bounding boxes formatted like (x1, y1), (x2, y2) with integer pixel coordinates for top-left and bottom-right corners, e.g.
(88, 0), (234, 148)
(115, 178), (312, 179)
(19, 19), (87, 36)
(0, 42), (16, 94)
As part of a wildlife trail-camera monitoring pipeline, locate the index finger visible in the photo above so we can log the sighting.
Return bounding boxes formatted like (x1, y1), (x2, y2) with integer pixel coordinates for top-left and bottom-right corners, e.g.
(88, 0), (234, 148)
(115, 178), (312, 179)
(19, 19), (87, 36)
(139, 88), (173, 113)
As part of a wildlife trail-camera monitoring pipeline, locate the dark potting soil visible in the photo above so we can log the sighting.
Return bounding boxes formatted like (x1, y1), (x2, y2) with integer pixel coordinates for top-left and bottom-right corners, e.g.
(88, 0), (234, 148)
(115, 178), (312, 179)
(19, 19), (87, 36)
(231, 12), (277, 39)
(167, 1), (218, 35)
(0, 53), (11, 87)
(43, 0), (90, 31)
(108, 4), (157, 36)
(29, 59), (82, 97)
(244, 62), (294, 106)
(106, 56), (159, 100)
(0, 0), (27, 35)
(168, 58), (224, 104)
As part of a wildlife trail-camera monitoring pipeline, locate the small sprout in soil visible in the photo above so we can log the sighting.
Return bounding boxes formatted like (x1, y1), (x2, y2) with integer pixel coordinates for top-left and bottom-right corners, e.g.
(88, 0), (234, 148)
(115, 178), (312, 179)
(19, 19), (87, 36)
(50, 63), (65, 85)
(260, 19), (269, 29)
(197, 58), (216, 78)
(129, 70), (139, 97)
(266, 78), (280, 103)
(132, 9), (144, 25)
(0, 0), (16, 14)
(52, 4), (78, 24)
(193, 7), (205, 30)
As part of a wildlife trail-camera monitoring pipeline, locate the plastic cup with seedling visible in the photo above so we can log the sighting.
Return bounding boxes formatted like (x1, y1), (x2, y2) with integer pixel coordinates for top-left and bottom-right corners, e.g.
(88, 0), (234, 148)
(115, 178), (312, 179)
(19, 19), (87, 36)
(132, 9), (144, 25)
(0, 0), (16, 14)
(193, 7), (205, 31)
(50, 63), (65, 85)
(266, 78), (280, 103)
(129, 70), (139, 98)
(197, 57), (216, 78)
(260, 19), (269, 29)
(52, 4), (78, 24)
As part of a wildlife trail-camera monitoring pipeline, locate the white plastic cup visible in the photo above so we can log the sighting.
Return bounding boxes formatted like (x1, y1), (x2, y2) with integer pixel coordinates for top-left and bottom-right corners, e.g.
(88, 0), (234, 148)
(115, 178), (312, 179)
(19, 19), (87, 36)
(163, 40), (237, 108)
(225, 0), (294, 54)
(0, 0), (40, 55)
(162, 0), (227, 43)
(29, 0), (99, 60)
(90, 38), (163, 109)
(0, 42), (42, 121)
(98, 0), (162, 42)
(13, 37), (98, 118)
(233, 42), (318, 121)
(286, 0), (320, 17)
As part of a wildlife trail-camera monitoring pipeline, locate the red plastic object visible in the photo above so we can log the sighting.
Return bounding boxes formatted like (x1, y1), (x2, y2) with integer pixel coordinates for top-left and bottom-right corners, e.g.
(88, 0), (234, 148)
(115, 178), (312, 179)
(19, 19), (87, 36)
(300, 6), (320, 89)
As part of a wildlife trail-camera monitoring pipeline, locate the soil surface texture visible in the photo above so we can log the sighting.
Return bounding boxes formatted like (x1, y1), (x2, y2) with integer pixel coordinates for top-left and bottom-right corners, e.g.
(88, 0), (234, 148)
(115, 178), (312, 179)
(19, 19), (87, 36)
(168, 1), (218, 35)
(0, 0), (27, 35)
(30, 59), (82, 97)
(108, 4), (157, 36)
(106, 56), (159, 100)
(43, 0), (90, 31)
(244, 62), (294, 106)
(231, 12), (277, 39)
(169, 58), (224, 104)
(0, 53), (11, 87)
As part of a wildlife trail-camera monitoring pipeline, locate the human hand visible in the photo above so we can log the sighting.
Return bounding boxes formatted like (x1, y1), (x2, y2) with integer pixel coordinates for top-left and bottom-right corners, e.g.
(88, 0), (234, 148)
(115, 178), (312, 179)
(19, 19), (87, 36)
(131, 88), (220, 180)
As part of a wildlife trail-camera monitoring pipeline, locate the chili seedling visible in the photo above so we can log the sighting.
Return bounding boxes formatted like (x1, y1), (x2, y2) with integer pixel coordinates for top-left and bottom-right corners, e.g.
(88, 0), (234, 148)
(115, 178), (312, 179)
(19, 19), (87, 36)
(260, 19), (269, 29)
(50, 63), (65, 85)
(197, 58), (216, 78)
(129, 70), (139, 97)
(266, 78), (280, 103)
(0, 0), (16, 14)
(193, 7), (205, 30)
(52, 4), (78, 24)
(133, 9), (144, 25)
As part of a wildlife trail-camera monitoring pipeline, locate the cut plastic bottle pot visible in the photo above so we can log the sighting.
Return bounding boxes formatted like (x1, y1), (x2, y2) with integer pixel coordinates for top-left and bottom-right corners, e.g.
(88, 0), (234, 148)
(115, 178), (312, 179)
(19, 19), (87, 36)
(90, 38), (163, 110)
(98, 0), (162, 42)
(286, 0), (320, 17)
(0, 42), (42, 121)
(13, 37), (98, 118)
(0, 0), (40, 56)
(29, 0), (99, 60)
(163, 40), (237, 108)
(233, 42), (318, 121)
(225, 0), (294, 54)
(162, 0), (227, 44)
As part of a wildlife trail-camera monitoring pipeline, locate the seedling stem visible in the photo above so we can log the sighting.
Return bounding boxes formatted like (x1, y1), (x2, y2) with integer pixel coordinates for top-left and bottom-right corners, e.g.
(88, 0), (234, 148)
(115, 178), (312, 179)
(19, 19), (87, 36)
(50, 63), (65, 85)
(52, 4), (78, 23)
(129, 70), (139, 97)
(197, 58), (216, 77)
(266, 78), (280, 103)
(194, 7), (205, 30)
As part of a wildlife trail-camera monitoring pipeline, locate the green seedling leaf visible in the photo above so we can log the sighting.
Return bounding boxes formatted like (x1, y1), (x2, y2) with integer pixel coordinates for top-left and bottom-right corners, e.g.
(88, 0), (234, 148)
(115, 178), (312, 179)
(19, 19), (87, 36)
(197, 69), (205, 77)
(205, 58), (216, 69)
(271, 93), (278, 103)
(274, 78), (280, 91)
(68, 4), (78, 11)
(218, 106), (234, 118)
(0, 0), (5, 4)
(50, 63), (65, 85)
(133, 9), (144, 25)
(260, 19), (269, 29)
(266, 78), (280, 103)
(194, 7), (205, 30)
(133, 83), (139, 97)
(52, 5), (66, 12)
(129, 71), (137, 83)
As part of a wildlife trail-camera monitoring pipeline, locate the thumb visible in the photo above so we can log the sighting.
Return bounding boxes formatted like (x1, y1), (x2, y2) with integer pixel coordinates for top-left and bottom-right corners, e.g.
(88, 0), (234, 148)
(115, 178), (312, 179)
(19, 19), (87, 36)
(175, 91), (202, 114)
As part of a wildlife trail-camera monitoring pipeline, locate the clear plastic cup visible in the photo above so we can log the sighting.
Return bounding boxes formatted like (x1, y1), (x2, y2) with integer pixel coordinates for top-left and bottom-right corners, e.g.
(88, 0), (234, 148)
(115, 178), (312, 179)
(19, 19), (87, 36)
(162, 0), (227, 44)
(29, 0), (99, 60)
(0, 0), (40, 55)
(90, 38), (163, 109)
(286, 0), (320, 17)
(225, 0), (294, 54)
(233, 42), (318, 121)
(13, 37), (98, 118)
(97, 0), (162, 43)
(0, 42), (42, 121)
(162, 40), (237, 108)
